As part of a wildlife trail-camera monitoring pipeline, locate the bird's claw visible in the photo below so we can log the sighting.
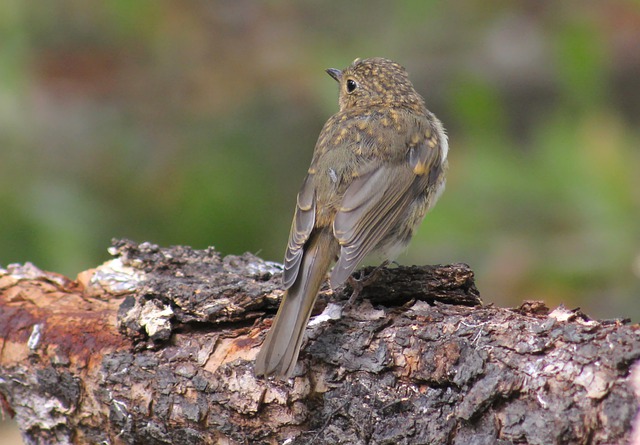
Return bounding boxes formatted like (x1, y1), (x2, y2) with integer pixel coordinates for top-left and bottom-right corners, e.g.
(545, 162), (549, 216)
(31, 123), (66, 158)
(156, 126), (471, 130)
(346, 260), (389, 305)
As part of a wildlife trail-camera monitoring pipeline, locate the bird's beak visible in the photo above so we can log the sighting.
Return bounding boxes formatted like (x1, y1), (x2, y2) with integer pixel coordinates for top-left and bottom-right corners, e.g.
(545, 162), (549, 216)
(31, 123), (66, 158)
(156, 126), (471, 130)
(326, 68), (342, 82)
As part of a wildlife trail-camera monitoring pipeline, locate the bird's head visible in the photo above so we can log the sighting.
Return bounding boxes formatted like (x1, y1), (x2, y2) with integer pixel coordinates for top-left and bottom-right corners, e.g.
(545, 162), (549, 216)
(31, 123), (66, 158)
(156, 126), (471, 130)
(326, 57), (424, 111)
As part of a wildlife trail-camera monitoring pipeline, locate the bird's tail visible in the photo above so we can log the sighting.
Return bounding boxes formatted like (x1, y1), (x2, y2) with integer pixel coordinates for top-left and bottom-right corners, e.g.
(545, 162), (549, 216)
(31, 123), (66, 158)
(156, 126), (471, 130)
(255, 229), (335, 378)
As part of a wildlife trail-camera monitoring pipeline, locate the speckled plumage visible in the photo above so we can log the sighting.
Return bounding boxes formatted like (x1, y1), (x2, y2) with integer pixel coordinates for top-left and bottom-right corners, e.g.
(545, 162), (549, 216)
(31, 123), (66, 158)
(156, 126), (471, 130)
(255, 58), (448, 378)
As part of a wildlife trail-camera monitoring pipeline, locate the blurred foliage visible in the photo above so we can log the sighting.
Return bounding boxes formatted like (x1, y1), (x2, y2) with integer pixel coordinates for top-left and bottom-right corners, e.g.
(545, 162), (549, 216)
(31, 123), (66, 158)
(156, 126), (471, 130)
(0, 0), (639, 322)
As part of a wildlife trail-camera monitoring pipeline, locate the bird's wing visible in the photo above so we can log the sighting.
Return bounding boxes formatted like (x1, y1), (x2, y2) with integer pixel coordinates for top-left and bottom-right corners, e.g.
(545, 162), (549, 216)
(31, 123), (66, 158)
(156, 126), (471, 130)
(330, 135), (442, 288)
(282, 173), (316, 289)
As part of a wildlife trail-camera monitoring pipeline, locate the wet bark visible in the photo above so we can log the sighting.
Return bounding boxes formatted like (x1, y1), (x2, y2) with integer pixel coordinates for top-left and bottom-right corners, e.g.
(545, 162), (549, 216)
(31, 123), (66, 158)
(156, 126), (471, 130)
(0, 239), (638, 445)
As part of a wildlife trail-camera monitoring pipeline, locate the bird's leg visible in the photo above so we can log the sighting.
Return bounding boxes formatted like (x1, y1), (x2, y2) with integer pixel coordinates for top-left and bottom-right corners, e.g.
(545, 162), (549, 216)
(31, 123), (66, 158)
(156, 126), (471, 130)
(347, 260), (390, 305)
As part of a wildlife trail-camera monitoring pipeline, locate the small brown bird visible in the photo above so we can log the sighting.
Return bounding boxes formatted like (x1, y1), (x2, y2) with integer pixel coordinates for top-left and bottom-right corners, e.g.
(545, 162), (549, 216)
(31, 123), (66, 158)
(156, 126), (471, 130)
(254, 57), (448, 378)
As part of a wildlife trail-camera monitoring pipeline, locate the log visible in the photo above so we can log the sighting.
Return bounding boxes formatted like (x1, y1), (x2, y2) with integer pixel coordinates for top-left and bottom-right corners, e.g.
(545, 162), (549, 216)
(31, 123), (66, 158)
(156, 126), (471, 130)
(0, 239), (638, 445)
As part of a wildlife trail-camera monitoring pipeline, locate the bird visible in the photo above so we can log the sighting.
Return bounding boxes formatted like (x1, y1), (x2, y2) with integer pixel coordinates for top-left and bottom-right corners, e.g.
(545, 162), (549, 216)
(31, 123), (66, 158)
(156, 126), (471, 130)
(254, 57), (448, 379)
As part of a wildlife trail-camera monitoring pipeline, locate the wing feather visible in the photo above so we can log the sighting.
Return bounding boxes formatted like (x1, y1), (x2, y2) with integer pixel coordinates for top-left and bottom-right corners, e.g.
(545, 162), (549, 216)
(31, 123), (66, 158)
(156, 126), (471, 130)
(282, 174), (316, 289)
(330, 164), (414, 288)
(330, 131), (442, 288)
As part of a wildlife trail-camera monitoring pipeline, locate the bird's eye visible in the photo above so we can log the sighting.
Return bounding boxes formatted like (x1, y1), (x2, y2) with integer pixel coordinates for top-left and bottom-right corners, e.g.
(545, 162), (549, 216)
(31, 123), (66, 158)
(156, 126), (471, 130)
(346, 79), (357, 93)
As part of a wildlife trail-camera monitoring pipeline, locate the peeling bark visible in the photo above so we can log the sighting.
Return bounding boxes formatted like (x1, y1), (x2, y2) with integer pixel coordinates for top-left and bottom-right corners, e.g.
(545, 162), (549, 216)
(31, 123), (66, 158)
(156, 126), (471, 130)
(0, 239), (638, 445)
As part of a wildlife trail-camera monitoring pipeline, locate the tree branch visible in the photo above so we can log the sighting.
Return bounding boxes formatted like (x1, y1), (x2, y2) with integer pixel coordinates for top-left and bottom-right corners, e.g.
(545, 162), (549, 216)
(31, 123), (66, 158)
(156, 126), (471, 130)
(0, 239), (638, 444)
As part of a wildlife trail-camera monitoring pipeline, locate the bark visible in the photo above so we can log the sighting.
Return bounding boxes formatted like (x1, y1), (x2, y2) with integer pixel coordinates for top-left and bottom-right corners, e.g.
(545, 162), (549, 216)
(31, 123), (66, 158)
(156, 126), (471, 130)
(0, 239), (638, 445)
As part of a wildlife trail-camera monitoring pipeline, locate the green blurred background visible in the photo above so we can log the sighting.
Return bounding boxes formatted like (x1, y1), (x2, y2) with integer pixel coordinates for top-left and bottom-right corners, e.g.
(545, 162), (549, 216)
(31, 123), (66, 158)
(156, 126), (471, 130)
(1, 0), (640, 441)
(1, 1), (640, 317)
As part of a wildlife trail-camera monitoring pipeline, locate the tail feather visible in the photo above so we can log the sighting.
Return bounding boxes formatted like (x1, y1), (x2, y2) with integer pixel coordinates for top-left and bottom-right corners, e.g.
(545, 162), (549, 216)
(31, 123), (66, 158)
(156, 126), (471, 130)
(255, 229), (336, 378)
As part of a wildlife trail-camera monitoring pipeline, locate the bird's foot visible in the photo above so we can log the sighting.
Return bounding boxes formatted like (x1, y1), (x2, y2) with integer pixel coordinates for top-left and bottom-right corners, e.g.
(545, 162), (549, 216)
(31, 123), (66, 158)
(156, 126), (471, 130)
(347, 260), (389, 305)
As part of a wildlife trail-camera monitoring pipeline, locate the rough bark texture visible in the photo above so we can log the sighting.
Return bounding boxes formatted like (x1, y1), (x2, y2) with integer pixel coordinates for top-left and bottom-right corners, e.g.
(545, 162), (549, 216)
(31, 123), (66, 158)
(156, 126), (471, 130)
(0, 239), (638, 445)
